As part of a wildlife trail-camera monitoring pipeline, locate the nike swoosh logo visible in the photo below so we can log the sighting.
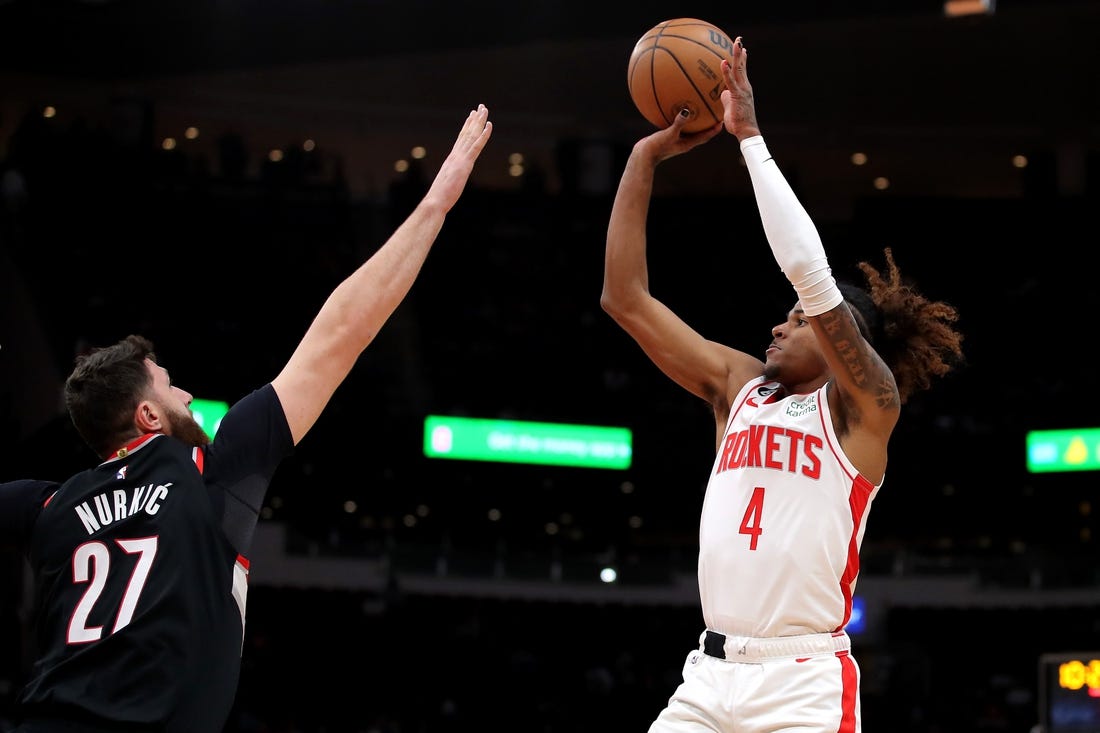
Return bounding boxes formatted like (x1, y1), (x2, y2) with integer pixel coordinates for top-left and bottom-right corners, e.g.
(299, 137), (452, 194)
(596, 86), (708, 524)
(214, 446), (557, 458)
(795, 657), (812, 663)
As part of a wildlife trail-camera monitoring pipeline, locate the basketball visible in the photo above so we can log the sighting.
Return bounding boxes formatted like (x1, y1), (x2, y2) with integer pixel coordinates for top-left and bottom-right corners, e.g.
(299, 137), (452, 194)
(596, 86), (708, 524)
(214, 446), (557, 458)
(627, 18), (737, 133)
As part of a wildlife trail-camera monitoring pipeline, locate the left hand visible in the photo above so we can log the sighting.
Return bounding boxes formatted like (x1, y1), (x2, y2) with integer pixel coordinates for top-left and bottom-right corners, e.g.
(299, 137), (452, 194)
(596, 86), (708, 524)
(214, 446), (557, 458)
(424, 103), (494, 212)
(720, 37), (761, 141)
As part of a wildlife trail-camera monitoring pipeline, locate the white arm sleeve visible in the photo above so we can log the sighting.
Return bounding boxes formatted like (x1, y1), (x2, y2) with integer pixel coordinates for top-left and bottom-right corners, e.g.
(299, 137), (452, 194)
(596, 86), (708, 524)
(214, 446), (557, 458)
(740, 135), (843, 317)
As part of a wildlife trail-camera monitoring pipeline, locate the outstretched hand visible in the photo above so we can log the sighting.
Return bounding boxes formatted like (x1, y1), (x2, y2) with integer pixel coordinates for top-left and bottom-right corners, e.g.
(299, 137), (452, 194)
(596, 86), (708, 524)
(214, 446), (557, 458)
(636, 108), (723, 165)
(425, 103), (494, 212)
(720, 37), (761, 141)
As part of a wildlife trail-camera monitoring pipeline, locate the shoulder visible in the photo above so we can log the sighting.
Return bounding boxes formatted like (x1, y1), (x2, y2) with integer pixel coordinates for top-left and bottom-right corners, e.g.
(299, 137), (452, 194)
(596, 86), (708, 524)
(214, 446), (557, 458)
(211, 384), (292, 451)
(0, 479), (61, 546)
(0, 478), (59, 500)
(204, 384), (294, 479)
(222, 384), (287, 429)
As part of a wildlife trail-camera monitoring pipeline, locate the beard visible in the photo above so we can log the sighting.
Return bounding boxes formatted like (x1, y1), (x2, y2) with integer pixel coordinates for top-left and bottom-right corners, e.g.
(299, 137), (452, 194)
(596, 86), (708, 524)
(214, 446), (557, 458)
(164, 404), (213, 447)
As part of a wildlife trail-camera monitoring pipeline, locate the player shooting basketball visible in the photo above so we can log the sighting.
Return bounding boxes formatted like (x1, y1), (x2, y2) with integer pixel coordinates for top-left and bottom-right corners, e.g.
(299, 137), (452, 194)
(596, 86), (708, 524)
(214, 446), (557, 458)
(602, 37), (963, 732)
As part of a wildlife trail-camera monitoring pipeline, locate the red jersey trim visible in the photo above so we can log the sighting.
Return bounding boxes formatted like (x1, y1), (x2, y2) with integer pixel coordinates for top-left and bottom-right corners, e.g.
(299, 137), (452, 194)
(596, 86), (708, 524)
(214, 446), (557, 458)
(192, 445), (205, 474)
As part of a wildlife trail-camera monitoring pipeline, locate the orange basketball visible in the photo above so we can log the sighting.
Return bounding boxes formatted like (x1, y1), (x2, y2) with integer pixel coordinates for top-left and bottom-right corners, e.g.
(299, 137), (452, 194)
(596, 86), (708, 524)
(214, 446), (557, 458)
(627, 18), (737, 133)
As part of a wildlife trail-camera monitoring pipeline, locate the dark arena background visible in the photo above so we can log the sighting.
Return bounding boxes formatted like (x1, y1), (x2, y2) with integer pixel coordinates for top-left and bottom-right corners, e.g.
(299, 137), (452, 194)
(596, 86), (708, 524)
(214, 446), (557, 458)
(2, 1), (1099, 731)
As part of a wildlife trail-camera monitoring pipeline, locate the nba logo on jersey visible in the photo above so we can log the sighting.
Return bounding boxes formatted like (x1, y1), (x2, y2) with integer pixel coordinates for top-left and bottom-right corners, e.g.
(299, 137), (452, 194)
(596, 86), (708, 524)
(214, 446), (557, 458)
(116, 466), (128, 480)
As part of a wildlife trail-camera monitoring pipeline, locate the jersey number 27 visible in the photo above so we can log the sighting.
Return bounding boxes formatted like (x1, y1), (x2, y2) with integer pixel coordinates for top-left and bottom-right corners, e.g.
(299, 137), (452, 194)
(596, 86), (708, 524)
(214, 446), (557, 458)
(68, 537), (159, 644)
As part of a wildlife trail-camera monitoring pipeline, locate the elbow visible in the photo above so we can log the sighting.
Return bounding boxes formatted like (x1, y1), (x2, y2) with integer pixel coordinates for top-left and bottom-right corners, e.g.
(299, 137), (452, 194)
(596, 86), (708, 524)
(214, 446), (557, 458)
(601, 267), (650, 324)
(600, 287), (625, 321)
(599, 289), (613, 315)
(600, 287), (643, 331)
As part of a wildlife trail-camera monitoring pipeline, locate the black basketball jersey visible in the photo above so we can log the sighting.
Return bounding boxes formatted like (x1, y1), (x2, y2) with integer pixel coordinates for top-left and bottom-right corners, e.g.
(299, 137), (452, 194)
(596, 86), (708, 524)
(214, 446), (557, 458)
(9, 383), (293, 733)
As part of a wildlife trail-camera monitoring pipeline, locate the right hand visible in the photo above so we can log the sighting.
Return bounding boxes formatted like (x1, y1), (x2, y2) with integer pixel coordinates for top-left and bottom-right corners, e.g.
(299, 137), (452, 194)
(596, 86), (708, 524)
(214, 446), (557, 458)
(634, 108), (723, 166)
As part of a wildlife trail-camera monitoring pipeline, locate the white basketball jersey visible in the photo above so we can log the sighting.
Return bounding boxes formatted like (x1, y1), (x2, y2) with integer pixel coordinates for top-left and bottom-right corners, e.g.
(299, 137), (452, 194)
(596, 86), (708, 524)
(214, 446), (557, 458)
(698, 376), (880, 638)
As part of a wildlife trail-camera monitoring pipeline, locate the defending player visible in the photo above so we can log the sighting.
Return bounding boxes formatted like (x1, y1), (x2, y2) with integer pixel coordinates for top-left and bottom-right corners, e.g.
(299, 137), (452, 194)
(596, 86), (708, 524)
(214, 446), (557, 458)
(0, 104), (493, 733)
(602, 38), (963, 732)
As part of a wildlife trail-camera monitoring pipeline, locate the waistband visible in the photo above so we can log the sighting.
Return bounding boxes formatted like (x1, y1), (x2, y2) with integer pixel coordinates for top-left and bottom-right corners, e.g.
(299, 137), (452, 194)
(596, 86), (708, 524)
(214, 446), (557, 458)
(699, 628), (851, 662)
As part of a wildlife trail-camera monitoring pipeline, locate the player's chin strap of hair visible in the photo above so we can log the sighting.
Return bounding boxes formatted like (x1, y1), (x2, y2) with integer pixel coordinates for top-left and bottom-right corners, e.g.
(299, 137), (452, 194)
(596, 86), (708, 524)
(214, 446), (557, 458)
(740, 135), (843, 317)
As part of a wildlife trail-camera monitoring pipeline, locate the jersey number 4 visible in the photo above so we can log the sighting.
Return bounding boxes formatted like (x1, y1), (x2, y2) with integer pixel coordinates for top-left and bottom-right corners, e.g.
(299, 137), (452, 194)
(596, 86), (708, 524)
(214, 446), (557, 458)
(739, 486), (765, 550)
(68, 537), (159, 644)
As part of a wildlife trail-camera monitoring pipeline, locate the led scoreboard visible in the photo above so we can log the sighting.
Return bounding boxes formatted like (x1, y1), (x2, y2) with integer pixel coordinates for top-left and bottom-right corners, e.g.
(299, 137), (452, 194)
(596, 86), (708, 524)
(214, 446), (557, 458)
(1039, 652), (1100, 733)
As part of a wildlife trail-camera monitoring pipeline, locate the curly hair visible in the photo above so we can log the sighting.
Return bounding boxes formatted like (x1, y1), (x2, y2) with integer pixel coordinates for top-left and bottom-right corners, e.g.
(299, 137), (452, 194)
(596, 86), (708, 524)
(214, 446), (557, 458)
(840, 248), (964, 405)
(64, 334), (158, 458)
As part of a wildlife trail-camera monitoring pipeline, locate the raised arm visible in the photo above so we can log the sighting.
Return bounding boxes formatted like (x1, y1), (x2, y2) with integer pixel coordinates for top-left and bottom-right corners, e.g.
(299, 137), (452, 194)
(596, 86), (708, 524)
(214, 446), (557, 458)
(602, 113), (763, 428)
(720, 40), (899, 462)
(271, 104), (493, 444)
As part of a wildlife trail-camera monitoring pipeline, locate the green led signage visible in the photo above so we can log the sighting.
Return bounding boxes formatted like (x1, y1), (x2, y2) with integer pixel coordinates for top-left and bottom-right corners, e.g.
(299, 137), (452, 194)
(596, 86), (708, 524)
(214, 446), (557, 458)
(423, 415), (632, 470)
(190, 398), (229, 440)
(1026, 428), (1100, 473)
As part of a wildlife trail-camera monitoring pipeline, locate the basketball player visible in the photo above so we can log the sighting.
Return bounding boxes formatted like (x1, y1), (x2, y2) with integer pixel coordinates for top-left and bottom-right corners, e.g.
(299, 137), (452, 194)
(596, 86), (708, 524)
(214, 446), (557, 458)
(601, 39), (963, 732)
(0, 104), (493, 733)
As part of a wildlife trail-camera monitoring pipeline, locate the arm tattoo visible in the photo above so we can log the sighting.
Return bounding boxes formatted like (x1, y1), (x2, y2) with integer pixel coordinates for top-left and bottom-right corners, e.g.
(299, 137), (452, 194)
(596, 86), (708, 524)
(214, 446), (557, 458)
(818, 309), (875, 390)
(875, 378), (901, 410)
